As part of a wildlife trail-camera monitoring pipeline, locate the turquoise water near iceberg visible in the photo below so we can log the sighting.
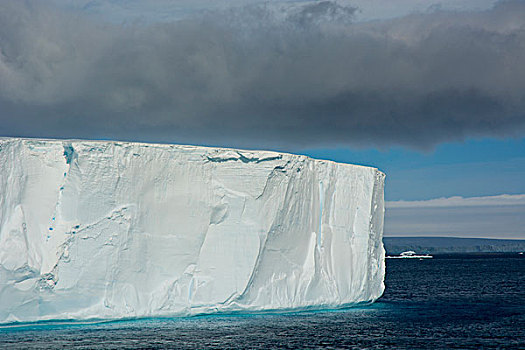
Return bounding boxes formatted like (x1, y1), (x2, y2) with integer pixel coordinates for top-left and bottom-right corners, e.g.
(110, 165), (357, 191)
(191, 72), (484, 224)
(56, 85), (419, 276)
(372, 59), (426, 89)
(1, 254), (523, 349)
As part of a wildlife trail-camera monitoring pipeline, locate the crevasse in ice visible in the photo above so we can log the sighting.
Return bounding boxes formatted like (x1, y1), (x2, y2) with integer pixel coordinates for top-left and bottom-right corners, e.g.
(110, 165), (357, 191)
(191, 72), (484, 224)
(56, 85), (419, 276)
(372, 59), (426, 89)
(0, 137), (385, 323)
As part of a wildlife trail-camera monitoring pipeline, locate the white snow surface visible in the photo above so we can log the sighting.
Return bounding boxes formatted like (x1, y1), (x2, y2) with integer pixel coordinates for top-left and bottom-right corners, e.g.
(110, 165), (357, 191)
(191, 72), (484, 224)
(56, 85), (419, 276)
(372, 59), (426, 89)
(0, 137), (385, 324)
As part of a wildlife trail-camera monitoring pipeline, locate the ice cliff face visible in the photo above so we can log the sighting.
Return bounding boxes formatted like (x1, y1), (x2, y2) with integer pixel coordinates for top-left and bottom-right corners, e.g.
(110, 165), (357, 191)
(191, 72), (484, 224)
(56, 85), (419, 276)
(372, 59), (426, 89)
(0, 137), (385, 324)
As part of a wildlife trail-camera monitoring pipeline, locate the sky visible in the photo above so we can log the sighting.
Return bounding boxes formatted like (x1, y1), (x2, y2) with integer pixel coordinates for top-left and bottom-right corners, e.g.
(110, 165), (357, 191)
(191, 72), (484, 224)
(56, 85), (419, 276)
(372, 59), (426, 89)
(1, 0), (524, 238)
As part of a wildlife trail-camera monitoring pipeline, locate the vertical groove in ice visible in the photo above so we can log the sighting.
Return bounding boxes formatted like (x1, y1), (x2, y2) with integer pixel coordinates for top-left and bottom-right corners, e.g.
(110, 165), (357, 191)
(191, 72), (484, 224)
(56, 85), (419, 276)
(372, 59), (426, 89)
(0, 137), (385, 323)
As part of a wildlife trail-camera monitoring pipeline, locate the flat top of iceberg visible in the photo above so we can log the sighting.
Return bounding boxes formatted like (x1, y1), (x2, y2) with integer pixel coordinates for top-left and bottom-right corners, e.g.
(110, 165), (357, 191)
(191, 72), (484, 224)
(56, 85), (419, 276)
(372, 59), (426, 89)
(0, 136), (383, 174)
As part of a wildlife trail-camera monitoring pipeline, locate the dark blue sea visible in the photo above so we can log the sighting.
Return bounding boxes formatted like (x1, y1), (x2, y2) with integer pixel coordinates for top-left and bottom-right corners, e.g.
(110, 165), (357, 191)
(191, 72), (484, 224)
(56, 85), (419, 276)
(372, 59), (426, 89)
(1, 254), (524, 349)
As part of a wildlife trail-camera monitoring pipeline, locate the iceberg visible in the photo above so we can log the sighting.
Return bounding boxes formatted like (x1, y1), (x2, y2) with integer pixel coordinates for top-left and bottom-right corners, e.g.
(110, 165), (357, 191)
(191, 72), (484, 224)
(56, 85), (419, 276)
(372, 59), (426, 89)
(0, 137), (385, 324)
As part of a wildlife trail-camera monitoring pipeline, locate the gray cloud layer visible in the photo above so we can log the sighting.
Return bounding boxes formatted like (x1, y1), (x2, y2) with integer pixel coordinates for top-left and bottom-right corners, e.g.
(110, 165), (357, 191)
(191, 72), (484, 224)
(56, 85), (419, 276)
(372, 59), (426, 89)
(388, 194), (525, 208)
(385, 194), (525, 238)
(1, 0), (525, 149)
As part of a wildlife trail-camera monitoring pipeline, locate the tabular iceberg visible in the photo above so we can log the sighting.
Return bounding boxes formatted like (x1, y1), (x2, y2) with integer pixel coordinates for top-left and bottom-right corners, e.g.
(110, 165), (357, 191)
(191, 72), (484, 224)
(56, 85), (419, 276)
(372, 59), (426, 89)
(0, 137), (385, 324)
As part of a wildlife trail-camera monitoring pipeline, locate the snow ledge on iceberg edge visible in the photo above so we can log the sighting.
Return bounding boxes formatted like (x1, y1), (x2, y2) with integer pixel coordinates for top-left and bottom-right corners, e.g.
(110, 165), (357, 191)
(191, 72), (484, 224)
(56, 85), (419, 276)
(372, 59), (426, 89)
(0, 137), (385, 324)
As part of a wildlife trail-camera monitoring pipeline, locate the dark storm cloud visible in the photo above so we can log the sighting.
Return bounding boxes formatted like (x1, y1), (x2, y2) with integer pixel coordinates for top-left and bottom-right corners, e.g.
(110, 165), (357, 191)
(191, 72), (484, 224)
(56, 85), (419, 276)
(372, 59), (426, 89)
(1, 0), (525, 149)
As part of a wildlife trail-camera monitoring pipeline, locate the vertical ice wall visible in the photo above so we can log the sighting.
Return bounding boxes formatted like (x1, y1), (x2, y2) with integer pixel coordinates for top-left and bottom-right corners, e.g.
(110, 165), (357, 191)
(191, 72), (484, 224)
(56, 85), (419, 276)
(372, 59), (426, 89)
(0, 137), (385, 323)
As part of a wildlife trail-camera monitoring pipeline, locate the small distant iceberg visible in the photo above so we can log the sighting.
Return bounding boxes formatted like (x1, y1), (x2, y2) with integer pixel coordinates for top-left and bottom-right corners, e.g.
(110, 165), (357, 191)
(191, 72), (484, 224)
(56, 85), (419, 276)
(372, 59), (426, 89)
(386, 251), (433, 259)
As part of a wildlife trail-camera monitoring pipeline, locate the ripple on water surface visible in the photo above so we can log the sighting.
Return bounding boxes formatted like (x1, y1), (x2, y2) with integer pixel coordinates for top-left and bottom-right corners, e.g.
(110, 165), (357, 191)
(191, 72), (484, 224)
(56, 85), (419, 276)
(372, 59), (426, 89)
(0, 254), (523, 349)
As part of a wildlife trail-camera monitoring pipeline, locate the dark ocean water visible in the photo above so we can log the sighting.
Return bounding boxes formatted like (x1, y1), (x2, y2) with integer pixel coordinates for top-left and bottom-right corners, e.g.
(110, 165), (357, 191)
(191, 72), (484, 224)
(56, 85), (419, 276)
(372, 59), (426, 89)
(1, 254), (524, 349)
